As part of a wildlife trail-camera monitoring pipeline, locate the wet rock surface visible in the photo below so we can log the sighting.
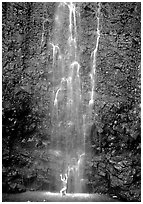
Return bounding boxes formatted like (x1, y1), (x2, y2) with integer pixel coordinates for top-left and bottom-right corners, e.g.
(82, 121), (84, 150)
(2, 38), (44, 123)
(85, 152), (141, 201)
(87, 100), (141, 201)
(2, 2), (140, 202)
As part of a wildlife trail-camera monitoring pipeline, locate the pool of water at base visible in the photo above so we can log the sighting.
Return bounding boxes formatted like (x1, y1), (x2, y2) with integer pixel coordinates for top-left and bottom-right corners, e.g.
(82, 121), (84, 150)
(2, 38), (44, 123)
(2, 191), (121, 202)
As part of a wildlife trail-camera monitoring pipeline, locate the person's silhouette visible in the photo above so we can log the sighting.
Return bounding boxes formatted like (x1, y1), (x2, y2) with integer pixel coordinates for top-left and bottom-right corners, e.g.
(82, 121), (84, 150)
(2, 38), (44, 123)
(60, 173), (68, 196)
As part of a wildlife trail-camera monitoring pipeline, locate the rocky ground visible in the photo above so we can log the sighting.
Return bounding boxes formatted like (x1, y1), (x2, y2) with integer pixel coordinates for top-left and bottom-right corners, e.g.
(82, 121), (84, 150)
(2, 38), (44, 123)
(2, 2), (141, 202)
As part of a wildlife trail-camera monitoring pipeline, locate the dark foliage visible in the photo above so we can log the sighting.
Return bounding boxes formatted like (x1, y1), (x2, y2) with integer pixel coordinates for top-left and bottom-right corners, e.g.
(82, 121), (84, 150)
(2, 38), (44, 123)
(2, 89), (38, 159)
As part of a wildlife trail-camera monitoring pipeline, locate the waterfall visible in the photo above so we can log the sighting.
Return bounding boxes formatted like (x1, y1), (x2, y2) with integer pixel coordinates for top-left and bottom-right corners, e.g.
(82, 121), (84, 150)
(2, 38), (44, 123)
(47, 2), (101, 193)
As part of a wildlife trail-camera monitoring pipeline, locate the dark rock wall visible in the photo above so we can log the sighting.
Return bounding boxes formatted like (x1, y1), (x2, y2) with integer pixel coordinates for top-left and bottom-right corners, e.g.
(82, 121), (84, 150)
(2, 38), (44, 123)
(2, 2), (140, 201)
(82, 2), (140, 201)
(2, 2), (57, 193)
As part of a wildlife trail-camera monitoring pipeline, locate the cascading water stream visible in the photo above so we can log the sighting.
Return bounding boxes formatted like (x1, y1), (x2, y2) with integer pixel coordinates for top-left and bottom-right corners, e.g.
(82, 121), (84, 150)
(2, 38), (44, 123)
(48, 2), (101, 193)
(89, 2), (101, 106)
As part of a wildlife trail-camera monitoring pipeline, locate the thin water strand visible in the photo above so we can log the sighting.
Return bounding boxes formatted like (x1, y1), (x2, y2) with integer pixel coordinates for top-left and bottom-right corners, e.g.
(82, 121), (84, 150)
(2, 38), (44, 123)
(89, 3), (101, 106)
(50, 42), (60, 65)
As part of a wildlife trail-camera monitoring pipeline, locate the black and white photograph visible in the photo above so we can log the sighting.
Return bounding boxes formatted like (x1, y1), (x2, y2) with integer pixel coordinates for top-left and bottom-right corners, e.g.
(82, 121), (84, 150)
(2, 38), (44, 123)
(2, 1), (141, 202)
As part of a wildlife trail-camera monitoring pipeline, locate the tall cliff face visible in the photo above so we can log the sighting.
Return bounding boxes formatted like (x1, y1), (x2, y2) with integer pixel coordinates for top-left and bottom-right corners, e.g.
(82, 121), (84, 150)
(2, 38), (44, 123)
(2, 2), (140, 201)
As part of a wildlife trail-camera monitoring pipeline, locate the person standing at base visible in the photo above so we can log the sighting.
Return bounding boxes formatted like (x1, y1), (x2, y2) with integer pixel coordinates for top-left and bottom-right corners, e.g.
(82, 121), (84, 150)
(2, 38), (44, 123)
(60, 173), (68, 196)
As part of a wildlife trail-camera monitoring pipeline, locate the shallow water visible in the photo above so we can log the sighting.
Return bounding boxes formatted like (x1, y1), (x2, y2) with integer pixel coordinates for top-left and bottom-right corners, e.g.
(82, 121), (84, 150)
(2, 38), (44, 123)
(3, 191), (120, 202)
